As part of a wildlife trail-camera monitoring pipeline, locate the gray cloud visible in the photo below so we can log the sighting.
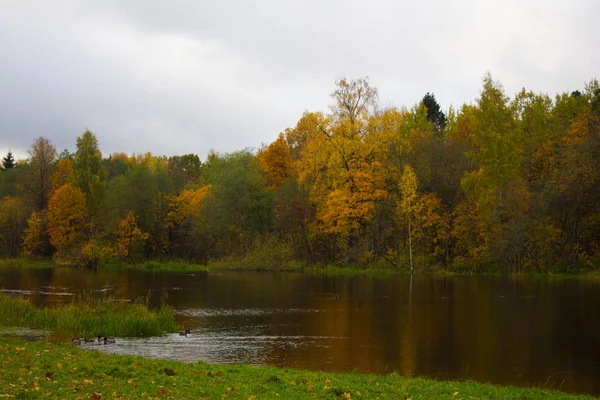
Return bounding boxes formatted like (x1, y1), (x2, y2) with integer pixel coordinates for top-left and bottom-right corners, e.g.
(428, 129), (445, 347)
(0, 0), (598, 162)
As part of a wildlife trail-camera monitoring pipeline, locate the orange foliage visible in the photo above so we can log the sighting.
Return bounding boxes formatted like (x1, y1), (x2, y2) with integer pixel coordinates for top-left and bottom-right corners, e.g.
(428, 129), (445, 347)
(50, 158), (73, 191)
(47, 183), (86, 256)
(257, 133), (295, 190)
(116, 211), (148, 258)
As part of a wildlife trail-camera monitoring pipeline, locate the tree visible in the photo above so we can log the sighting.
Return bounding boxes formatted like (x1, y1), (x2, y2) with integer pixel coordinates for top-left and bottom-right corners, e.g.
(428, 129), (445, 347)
(50, 158), (73, 191)
(47, 183), (87, 260)
(331, 77), (378, 131)
(398, 164), (418, 271)
(115, 211), (148, 260)
(21, 211), (51, 257)
(26, 137), (57, 211)
(166, 186), (211, 261)
(201, 150), (273, 256)
(0, 196), (26, 257)
(257, 133), (295, 190)
(73, 130), (106, 225)
(2, 150), (15, 170)
(421, 93), (447, 137)
(167, 153), (202, 191)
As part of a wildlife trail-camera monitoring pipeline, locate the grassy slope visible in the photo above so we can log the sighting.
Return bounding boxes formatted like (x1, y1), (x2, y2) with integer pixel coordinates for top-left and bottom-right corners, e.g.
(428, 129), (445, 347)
(0, 337), (595, 400)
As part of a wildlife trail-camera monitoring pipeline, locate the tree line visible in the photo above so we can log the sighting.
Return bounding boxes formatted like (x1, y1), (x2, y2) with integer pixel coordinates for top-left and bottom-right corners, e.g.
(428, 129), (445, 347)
(1, 74), (599, 272)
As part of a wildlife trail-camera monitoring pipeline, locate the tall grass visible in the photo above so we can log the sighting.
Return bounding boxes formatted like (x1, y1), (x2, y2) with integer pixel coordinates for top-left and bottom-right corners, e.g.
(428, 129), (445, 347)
(0, 258), (54, 269)
(0, 294), (177, 337)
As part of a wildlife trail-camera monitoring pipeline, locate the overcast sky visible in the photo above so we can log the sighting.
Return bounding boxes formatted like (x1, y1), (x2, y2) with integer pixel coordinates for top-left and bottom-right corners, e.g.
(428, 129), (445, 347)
(1, 0), (598, 161)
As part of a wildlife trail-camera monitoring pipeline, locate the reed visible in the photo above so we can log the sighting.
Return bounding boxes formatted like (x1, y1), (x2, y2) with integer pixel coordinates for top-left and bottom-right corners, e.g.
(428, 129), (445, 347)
(0, 294), (177, 337)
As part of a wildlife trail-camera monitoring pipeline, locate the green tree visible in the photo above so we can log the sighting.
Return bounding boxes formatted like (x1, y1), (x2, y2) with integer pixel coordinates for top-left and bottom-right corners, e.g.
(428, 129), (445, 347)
(398, 164), (418, 271)
(0, 196), (26, 257)
(73, 130), (106, 226)
(421, 92), (447, 137)
(2, 150), (15, 170)
(201, 150), (273, 257)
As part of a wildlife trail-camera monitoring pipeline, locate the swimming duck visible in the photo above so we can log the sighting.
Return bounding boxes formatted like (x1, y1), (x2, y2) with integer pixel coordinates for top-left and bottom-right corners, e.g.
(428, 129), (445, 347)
(179, 328), (191, 337)
(103, 336), (116, 344)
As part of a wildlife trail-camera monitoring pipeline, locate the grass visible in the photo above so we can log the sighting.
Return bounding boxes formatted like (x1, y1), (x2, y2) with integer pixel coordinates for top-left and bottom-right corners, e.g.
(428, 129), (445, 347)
(0, 258), (54, 269)
(99, 260), (209, 272)
(0, 294), (177, 338)
(0, 336), (594, 400)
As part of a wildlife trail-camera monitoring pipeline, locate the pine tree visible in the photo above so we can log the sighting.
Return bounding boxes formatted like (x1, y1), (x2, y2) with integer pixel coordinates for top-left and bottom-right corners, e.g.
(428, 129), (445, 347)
(421, 93), (448, 137)
(2, 150), (15, 170)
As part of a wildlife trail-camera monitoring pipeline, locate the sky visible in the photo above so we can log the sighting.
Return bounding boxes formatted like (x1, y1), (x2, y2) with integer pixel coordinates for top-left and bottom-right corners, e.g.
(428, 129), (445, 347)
(0, 0), (598, 162)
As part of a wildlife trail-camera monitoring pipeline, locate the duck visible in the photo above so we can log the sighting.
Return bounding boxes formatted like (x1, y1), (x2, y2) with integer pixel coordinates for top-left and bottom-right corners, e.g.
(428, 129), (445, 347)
(179, 328), (191, 337)
(103, 336), (116, 344)
(71, 336), (83, 344)
(82, 337), (98, 343)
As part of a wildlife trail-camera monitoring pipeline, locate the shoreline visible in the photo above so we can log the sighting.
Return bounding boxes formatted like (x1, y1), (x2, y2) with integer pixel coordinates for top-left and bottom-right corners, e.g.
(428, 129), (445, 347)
(1, 257), (599, 280)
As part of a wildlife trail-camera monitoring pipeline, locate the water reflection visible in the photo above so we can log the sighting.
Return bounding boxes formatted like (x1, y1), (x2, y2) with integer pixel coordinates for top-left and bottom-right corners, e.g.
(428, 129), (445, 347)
(0, 267), (599, 395)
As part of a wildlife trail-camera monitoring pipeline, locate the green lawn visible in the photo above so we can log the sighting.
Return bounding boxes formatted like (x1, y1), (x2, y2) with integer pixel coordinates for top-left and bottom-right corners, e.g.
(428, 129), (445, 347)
(0, 337), (595, 399)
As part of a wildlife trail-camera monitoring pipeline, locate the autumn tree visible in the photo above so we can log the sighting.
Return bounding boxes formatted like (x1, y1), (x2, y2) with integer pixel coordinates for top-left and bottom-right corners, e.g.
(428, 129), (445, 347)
(47, 183), (87, 261)
(24, 137), (57, 211)
(21, 211), (51, 257)
(0, 196), (26, 257)
(50, 158), (73, 191)
(166, 186), (211, 261)
(398, 164), (418, 271)
(115, 211), (148, 261)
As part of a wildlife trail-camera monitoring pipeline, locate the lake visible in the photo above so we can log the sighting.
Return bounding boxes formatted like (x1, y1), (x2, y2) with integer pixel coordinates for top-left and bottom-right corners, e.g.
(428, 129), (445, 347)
(1, 267), (599, 395)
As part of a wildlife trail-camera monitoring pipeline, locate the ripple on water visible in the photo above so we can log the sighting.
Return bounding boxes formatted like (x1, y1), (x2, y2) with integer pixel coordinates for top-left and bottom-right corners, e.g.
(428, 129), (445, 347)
(176, 308), (324, 317)
(0, 288), (75, 297)
(85, 332), (346, 364)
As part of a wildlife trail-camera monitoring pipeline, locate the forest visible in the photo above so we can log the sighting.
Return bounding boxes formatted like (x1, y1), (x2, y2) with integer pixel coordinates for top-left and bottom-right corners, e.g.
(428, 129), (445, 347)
(0, 74), (598, 273)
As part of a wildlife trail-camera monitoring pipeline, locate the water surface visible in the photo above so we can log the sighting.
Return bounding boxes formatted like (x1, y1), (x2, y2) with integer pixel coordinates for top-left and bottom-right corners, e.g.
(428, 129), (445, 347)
(1, 267), (599, 395)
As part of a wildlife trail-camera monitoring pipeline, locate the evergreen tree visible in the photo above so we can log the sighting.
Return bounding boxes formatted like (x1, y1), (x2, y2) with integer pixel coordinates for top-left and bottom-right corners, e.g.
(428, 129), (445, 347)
(2, 150), (15, 170)
(421, 92), (448, 137)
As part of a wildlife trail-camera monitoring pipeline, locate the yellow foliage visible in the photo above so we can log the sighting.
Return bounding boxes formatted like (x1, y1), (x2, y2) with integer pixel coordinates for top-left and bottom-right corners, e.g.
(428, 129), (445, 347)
(257, 133), (295, 190)
(50, 158), (73, 192)
(116, 211), (149, 258)
(21, 211), (46, 257)
(47, 183), (86, 257)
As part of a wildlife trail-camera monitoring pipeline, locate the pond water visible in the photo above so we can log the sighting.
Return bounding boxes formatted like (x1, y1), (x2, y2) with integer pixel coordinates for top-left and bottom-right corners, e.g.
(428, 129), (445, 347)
(1, 267), (599, 395)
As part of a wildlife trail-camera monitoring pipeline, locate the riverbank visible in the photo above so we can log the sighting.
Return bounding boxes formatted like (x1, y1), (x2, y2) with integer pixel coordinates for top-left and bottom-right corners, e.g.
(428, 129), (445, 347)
(1, 257), (599, 279)
(0, 336), (594, 400)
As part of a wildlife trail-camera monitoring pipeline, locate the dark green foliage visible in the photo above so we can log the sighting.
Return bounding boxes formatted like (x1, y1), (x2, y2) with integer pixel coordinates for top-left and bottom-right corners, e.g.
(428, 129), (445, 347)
(168, 153), (201, 190)
(1, 150), (15, 170)
(422, 92), (447, 136)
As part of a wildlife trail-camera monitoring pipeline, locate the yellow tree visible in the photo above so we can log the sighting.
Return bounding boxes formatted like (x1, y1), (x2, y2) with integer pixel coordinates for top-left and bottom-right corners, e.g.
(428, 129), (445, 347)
(257, 133), (295, 190)
(50, 158), (73, 192)
(21, 211), (49, 257)
(115, 211), (148, 260)
(398, 164), (418, 271)
(166, 186), (212, 260)
(295, 78), (393, 262)
(47, 183), (87, 260)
